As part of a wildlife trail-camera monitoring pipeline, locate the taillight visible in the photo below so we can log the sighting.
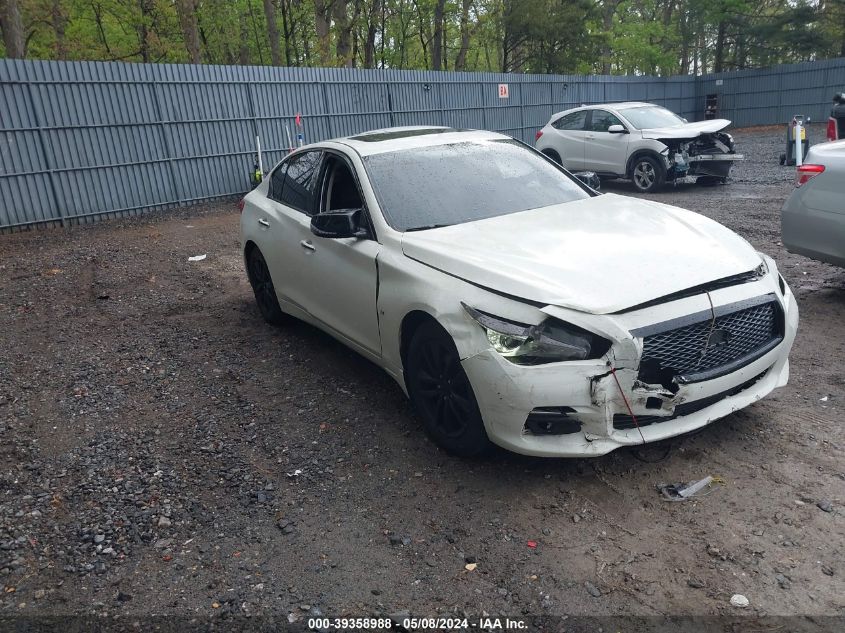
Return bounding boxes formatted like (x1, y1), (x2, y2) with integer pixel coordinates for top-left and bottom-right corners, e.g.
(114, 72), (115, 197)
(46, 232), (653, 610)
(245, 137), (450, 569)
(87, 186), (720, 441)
(237, 198), (245, 212)
(795, 164), (824, 187)
(827, 118), (837, 142)
(535, 130), (543, 142)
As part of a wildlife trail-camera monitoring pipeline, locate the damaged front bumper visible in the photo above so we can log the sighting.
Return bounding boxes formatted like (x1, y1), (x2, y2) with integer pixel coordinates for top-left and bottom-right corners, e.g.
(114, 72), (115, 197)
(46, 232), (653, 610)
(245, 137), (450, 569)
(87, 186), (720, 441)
(687, 154), (745, 178)
(460, 276), (798, 458)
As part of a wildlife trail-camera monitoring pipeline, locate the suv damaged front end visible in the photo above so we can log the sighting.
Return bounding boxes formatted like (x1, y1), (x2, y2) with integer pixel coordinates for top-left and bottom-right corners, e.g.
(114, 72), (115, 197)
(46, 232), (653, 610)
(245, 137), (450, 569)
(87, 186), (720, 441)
(457, 257), (797, 458)
(661, 131), (744, 183)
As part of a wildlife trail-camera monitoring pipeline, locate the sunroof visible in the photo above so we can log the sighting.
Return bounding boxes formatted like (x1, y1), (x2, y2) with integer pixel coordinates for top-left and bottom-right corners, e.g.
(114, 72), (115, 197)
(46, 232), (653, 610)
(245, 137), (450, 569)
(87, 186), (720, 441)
(349, 128), (460, 142)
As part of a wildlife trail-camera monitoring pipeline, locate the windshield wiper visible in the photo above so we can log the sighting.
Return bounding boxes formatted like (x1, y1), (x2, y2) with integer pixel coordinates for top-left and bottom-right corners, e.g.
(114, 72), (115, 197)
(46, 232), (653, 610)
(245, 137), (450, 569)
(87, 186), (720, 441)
(404, 223), (453, 232)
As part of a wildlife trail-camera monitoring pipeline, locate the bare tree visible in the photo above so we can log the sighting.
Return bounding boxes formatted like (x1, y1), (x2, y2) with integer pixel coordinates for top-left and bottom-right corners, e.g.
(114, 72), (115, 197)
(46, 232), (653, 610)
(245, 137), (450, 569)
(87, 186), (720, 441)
(176, 0), (202, 63)
(1, 0), (25, 58)
(263, 0), (282, 65)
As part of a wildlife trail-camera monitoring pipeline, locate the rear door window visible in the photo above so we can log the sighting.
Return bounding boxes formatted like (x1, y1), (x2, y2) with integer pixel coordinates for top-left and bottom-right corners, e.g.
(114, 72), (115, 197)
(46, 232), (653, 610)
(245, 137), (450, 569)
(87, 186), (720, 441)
(275, 150), (323, 214)
(268, 162), (288, 201)
(552, 111), (587, 131)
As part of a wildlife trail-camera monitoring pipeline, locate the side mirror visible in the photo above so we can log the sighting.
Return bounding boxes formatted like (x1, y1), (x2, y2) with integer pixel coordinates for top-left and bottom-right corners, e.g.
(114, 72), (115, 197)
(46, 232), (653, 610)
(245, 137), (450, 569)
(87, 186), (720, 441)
(310, 208), (368, 239)
(608, 124), (627, 134)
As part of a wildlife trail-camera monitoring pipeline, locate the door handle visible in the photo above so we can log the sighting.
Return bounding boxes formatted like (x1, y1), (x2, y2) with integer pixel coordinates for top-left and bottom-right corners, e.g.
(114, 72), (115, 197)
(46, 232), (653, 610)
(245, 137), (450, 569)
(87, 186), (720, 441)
(258, 218), (270, 227)
(300, 240), (316, 252)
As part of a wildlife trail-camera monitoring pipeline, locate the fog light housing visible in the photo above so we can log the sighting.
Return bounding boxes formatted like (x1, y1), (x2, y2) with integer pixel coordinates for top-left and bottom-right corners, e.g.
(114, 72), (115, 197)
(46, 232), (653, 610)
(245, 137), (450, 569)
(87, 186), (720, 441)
(524, 407), (581, 435)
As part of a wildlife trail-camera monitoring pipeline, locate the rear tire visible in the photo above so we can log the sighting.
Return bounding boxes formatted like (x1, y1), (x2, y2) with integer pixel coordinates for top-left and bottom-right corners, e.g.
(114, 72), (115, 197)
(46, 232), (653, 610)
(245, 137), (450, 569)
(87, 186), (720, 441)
(406, 321), (492, 457)
(542, 149), (562, 164)
(246, 247), (286, 326)
(630, 156), (666, 193)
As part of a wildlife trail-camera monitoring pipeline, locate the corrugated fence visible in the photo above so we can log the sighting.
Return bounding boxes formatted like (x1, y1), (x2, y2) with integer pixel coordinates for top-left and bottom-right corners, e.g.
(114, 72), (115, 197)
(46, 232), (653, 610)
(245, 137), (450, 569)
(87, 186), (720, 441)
(1, 57), (842, 231)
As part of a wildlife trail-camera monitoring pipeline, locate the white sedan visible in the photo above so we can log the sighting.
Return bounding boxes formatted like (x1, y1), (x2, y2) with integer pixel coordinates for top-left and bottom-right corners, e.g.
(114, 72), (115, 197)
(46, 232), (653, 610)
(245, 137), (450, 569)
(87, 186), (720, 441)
(240, 127), (797, 458)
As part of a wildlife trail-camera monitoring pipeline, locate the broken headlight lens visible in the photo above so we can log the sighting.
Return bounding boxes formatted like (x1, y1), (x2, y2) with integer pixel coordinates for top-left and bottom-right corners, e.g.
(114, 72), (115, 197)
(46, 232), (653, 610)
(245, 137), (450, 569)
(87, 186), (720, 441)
(462, 303), (611, 365)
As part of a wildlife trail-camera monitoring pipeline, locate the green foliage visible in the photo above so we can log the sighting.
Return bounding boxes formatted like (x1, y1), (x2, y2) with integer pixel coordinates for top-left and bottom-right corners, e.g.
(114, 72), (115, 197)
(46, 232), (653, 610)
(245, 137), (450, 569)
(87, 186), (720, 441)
(1, 0), (840, 74)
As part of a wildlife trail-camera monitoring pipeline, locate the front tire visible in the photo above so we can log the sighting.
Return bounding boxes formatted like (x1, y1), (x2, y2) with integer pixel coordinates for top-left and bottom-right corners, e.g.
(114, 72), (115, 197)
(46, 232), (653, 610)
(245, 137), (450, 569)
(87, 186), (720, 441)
(631, 156), (666, 193)
(406, 321), (491, 457)
(246, 247), (286, 326)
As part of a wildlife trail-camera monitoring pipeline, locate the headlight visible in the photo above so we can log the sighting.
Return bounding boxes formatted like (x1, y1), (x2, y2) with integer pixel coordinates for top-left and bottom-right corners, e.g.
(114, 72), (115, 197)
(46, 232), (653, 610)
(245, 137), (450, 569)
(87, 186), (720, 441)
(462, 303), (611, 365)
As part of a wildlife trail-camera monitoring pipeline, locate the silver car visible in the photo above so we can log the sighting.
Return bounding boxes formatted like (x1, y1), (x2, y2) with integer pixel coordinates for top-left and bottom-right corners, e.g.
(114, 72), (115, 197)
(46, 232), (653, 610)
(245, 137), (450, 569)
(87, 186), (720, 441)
(782, 140), (845, 268)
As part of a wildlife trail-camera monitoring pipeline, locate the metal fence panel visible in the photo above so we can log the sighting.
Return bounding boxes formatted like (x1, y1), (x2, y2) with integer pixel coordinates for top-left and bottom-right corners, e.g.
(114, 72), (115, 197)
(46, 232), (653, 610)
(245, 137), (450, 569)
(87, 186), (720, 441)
(2, 57), (844, 231)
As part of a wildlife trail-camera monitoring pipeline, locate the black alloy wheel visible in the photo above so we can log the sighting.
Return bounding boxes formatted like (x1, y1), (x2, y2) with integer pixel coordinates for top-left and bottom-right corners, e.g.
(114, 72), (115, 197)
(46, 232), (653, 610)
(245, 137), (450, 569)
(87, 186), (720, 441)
(247, 247), (285, 325)
(406, 321), (491, 457)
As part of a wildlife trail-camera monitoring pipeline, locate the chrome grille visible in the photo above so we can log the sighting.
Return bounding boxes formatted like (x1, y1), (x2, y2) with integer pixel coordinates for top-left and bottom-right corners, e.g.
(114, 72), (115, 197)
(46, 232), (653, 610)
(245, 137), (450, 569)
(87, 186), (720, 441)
(639, 299), (782, 383)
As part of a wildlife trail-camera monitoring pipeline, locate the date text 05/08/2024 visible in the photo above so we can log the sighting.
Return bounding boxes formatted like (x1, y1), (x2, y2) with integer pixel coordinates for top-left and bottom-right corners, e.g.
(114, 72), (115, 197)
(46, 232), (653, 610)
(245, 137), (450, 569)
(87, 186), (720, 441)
(306, 617), (528, 630)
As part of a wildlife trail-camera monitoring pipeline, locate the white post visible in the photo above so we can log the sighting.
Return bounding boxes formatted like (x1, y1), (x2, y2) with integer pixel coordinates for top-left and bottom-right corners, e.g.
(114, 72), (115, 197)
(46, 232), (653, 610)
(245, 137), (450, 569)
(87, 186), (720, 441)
(255, 135), (264, 176)
(795, 120), (803, 167)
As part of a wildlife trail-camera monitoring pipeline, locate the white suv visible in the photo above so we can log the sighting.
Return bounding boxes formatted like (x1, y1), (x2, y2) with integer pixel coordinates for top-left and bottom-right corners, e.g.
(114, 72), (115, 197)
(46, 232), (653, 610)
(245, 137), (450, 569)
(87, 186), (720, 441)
(535, 102), (742, 193)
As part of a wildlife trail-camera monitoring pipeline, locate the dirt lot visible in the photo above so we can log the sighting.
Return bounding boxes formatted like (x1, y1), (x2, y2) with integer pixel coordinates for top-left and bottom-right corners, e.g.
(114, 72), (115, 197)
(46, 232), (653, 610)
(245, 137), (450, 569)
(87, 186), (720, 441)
(1, 125), (843, 630)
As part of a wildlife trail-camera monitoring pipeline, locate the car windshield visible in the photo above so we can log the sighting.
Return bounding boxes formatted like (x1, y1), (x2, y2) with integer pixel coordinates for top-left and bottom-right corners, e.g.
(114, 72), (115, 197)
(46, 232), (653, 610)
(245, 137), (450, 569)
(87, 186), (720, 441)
(620, 106), (686, 130)
(362, 139), (590, 232)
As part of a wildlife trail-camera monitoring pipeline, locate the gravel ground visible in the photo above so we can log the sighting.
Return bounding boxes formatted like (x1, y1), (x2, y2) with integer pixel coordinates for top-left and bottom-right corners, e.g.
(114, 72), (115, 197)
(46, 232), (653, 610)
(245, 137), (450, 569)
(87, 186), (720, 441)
(0, 124), (843, 631)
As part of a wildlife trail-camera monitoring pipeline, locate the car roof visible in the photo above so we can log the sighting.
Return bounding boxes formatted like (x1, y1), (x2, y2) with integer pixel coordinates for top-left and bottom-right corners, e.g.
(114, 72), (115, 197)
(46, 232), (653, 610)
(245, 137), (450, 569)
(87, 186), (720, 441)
(330, 126), (511, 156)
(548, 101), (658, 120)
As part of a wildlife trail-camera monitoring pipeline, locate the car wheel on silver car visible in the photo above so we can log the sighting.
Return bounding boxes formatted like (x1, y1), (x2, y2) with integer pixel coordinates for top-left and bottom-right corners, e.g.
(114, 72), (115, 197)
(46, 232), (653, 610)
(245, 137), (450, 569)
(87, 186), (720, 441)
(631, 156), (665, 193)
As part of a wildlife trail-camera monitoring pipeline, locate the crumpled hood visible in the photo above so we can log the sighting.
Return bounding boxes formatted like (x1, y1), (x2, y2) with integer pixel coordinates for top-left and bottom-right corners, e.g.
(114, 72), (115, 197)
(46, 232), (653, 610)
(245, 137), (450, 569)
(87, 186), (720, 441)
(640, 119), (731, 140)
(401, 194), (760, 314)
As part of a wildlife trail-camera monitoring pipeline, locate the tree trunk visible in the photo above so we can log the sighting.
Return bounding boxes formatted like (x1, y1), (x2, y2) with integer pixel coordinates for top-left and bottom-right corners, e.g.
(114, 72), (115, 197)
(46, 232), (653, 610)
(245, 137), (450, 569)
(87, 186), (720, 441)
(0, 0), (24, 58)
(176, 0), (202, 63)
(714, 20), (727, 73)
(239, 12), (251, 65)
(454, 0), (471, 71)
(51, 0), (67, 60)
(380, 0), (386, 68)
(279, 0), (293, 65)
(364, 0), (380, 68)
(263, 0), (282, 65)
(414, 0), (430, 68)
(679, 6), (689, 74)
(432, 0), (445, 70)
(137, 0), (154, 63)
(314, 0), (331, 65)
(334, 1), (353, 67)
